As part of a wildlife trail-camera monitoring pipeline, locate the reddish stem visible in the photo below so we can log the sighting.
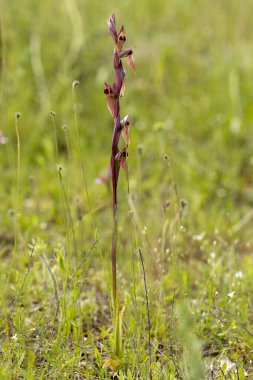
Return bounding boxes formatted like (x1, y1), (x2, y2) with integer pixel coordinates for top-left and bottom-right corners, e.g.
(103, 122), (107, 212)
(111, 97), (121, 303)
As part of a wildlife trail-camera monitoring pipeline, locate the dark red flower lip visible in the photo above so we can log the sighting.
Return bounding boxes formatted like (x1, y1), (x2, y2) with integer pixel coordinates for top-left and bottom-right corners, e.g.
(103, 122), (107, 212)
(104, 82), (116, 96)
(118, 48), (133, 59)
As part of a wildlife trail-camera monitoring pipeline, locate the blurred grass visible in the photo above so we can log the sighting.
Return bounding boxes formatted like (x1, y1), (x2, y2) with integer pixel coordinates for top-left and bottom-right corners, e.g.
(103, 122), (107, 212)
(1, 0), (253, 232)
(1, 0), (253, 378)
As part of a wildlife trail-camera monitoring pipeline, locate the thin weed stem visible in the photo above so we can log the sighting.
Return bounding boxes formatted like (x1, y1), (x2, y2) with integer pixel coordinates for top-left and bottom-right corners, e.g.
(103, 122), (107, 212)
(57, 167), (71, 274)
(15, 113), (21, 207)
(11, 240), (35, 315)
(126, 165), (137, 302)
(62, 124), (71, 203)
(165, 155), (182, 224)
(163, 155), (183, 273)
(0, 145), (14, 307)
(58, 168), (77, 256)
(51, 111), (59, 163)
(50, 113), (71, 275)
(60, 125), (78, 257)
(63, 125), (71, 162)
(14, 112), (22, 256)
(138, 247), (152, 380)
(35, 237), (99, 329)
(72, 81), (96, 233)
(137, 146), (143, 198)
(41, 254), (60, 319)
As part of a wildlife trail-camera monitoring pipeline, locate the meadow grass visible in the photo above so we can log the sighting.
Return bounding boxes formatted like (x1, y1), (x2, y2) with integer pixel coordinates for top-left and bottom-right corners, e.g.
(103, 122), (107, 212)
(0, 0), (253, 378)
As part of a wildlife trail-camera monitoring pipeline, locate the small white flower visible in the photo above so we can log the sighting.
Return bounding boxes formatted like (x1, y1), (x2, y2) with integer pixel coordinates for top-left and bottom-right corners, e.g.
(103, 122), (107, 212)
(56, 163), (62, 172)
(230, 117), (241, 134)
(193, 232), (206, 241)
(227, 291), (235, 299)
(0, 132), (8, 145)
(235, 271), (243, 279)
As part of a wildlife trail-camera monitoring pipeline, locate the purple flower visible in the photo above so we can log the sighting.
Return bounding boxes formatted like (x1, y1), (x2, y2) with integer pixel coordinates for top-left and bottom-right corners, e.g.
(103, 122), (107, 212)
(119, 48), (135, 71)
(120, 115), (130, 146)
(104, 82), (117, 118)
(115, 147), (128, 173)
(107, 14), (127, 53)
(116, 26), (126, 53)
(107, 14), (117, 44)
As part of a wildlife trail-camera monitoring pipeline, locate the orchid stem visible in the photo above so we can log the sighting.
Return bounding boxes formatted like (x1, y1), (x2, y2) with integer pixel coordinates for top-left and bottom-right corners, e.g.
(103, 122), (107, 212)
(112, 201), (118, 307)
(105, 14), (135, 350)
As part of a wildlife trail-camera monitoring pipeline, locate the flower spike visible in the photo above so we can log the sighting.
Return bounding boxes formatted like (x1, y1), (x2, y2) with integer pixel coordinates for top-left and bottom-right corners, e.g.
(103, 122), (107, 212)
(103, 14), (135, 307)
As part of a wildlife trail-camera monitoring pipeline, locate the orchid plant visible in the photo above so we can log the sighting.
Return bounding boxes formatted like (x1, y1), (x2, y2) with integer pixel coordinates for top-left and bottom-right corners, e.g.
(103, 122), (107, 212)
(103, 13), (135, 362)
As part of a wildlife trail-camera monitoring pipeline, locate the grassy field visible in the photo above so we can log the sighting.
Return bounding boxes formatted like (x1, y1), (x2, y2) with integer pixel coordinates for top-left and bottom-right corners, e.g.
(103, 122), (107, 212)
(1, 0), (253, 378)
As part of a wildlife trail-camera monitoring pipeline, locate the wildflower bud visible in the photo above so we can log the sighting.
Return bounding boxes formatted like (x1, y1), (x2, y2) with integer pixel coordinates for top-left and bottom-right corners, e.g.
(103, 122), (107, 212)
(128, 210), (134, 218)
(181, 199), (188, 209)
(163, 200), (171, 212)
(15, 112), (22, 119)
(50, 111), (56, 117)
(72, 80), (80, 88)
(56, 164), (62, 172)
(62, 124), (67, 131)
(8, 208), (15, 218)
(137, 145), (143, 155)
(107, 14), (117, 43)
(75, 195), (81, 204)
